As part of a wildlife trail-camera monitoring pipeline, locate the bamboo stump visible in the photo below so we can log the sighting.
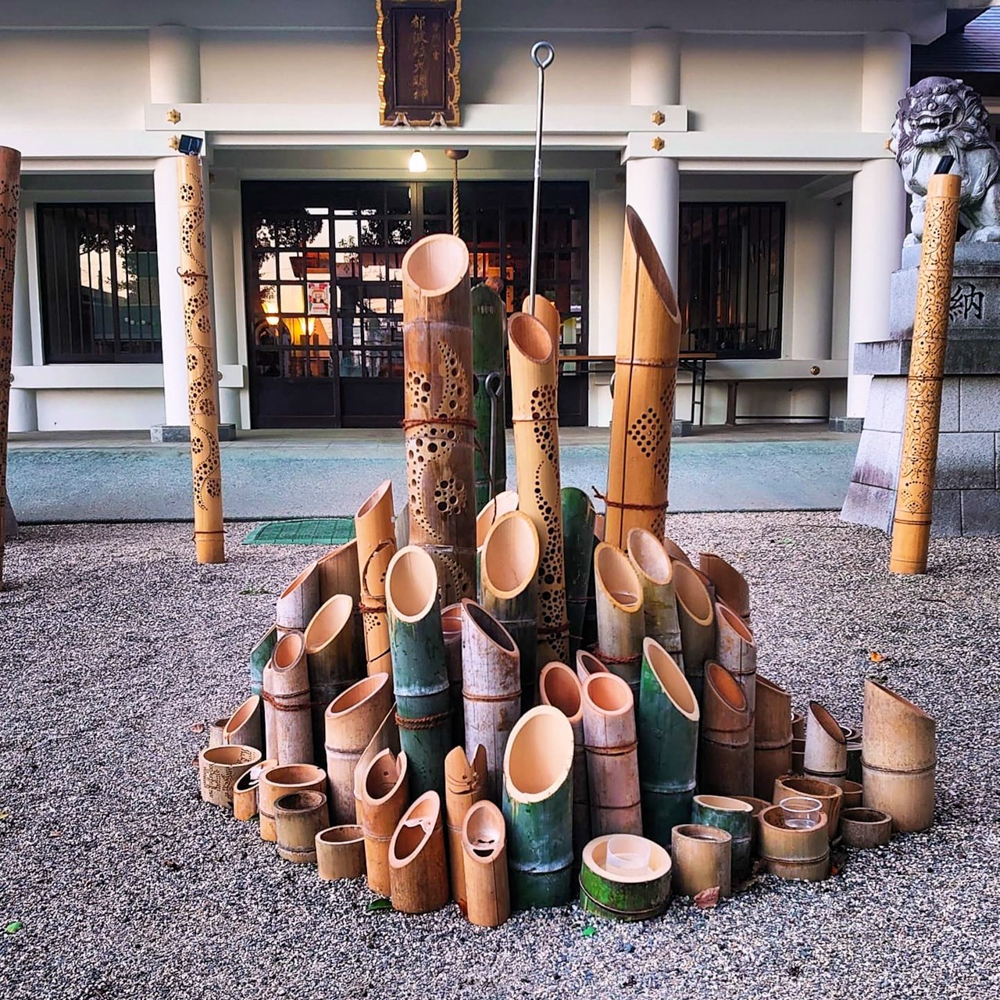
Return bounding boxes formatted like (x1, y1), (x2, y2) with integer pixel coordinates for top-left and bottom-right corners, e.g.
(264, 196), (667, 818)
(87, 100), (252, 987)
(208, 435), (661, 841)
(579, 835), (672, 922)
(0, 147), (19, 586)
(462, 800), (511, 927)
(316, 541), (366, 665)
(699, 661), (753, 797)
(758, 806), (830, 882)
(714, 602), (756, 722)
(671, 824), (732, 898)
(389, 791), (449, 914)
(672, 562), (716, 703)
(753, 675), (793, 801)
(223, 695), (264, 754)
(627, 528), (684, 671)
(258, 764), (327, 843)
(472, 282), (507, 510)
(772, 775), (844, 840)
(275, 790), (329, 864)
(360, 748), (410, 896)
(691, 794), (754, 883)
(199, 745), (262, 809)
(804, 701), (847, 787)
(316, 825), (366, 880)
(445, 745), (488, 910)
(699, 554), (750, 622)
(593, 542), (645, 701)
(263, 631), (313, 766)
(562, 487), (597, 658)
(355, 480), (396, 678)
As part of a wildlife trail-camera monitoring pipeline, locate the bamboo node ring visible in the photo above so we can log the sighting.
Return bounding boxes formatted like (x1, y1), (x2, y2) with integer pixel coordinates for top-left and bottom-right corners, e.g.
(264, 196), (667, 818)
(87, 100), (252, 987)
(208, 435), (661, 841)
(591, 486), (668, 513)
(584, 741), (639, 756)
(591, 646), (641, 665)
(400, 415), (477, 431)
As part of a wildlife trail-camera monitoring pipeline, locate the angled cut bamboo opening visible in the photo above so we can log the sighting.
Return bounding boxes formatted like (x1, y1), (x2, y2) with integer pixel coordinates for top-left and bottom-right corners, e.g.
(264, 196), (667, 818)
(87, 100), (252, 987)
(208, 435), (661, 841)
(562, 487), (597, 657)
(462, 799), (510, 927)
(445, 744), (488, 910)
(754, 674), (793, 800)
(316, 540), (366, 665)
(276, 562), (320, 635)
(223, 695), (263, 754)
(772, 775), (844, 839)
(662, 535), (692, 566)
(388, 790), (449, 914)
(353, 703), (399, 826)
(199, 744), (262, 810)
(714, 602), (756, 720)
(355, 479), (396, 678)
(258, 763), (326, 843)
(360, 748), (409, 895)
(594, 542), (645, 699)
(579, 835), (672, 922)
(672, 561), (716, 701)
(804, 701), (847, 785)
(476, 490), (519, 549)
(627, 527), (683, 669)
(275, 789), (329, 864)
(522, 293), (561, 376)
(699, 553), (750, 622)
(671, 824), (732, 898)
(758, 805), (830, 881)
(263, 630), (313, 766)
(316, 825), (366, 880)
(232, 759), (273, 822)
(699, 661), (753, 797)
(575, 649), (609, 685)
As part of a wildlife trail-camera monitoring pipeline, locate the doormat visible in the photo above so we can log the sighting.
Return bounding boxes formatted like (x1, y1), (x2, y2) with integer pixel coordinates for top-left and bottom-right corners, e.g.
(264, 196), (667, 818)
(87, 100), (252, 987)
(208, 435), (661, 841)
(243, 518), (357, 546)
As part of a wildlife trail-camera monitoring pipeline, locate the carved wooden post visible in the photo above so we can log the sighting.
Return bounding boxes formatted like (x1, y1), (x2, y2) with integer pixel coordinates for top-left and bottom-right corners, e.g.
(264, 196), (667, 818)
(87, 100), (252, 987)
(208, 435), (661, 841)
(0, 147), (20, 586)
(177, 155), (225, 564)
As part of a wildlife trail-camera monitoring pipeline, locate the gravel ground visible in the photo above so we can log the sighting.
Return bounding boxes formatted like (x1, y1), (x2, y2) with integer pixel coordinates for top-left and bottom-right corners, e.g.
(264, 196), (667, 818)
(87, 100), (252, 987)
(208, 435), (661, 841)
(0, 514), (997, 1000)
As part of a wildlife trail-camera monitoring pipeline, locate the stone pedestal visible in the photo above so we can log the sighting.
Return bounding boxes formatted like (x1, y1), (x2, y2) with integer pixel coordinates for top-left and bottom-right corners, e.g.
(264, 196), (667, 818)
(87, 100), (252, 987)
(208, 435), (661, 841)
(841, 245), (1000, 536)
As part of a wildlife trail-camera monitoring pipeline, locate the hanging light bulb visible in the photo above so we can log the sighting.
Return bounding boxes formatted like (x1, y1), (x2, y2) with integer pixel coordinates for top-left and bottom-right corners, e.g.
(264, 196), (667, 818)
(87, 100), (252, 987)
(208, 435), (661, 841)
(408, 149), (428, 173)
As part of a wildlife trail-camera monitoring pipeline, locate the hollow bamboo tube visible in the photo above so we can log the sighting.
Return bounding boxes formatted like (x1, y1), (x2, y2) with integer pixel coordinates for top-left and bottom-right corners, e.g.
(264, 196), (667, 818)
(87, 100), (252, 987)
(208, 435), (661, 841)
(360, 748), (410, 895)
(479, 510), (539, 712)
(385, 545), (452, 798)
(353, 704), (399, 826)
(699, 554), (750, 623)
(502, 706), (575, 908)
(889, 171), (962, 575)
(562, 487), (596, 658)
(402, 233), (477, 605)
(324, 673), (394, 824)
(522, 294), (561, 372)
(758, 805), (830, 881)
(662, 535), (692, 567)
(316, 540), (366, 665)
(575, 649), (609, 686)
(223, 695), (263, 754)
(593, 542), (645, 701)
(462, 799), (510, 927)
(847, 740), (863, 784)
(804, 701), (847, 786)
(699, 661), (753, 796)
(316, 825), (366, 880)
(276, 562), (320, 637)
(791, 738), (806, 774)
(476, 490), (519, 551)
(841, 780), (863, 809)
(714, 602), (756, 720)
(208, 718), (229, 748)
(232, 759), (275, 822)
(263, 631), (314, 766)
(249, 624), (277, 701)
(579, 835), (672, 922)
(691, 794), (753, 883)
(508, 311), (569, 666)
(461, 599), (521, 800)
(636, 638), (699, 847)
(627, 527), (683, 669)
(0, 148), (19, 585)
(441, 603), (465, 744)
(672, 562), (716, 702)
(539, 661), (590, 857)
(582, 672), (642, 837)
(275, 790), (329, 864)
(355, 480), (396, 679)
(445, 745), (488, 910)
(791, 711), (806, 741)
(472, 282), (508, 511)
(199, 745), (262, 809)
(176, 154), (224, 564)
(772, 775), (844, 839)
(839, 808), (892, 849)
(604, 206), (682, 547)
(754, 674), (793, 800)
(671, 825), (732, 898)
(388, 791), (449, 914)
(258, 763), (327, 843)
(862, 679), (935, 832)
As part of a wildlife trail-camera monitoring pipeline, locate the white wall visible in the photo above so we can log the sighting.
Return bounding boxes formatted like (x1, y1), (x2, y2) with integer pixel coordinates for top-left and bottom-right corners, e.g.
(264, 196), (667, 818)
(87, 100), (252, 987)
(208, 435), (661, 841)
(35, 389), (165, 431)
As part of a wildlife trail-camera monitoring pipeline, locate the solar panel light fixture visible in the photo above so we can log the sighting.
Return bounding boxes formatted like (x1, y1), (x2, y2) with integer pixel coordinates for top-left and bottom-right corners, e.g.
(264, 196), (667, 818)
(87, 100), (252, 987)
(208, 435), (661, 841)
(177, 134), (203, 157)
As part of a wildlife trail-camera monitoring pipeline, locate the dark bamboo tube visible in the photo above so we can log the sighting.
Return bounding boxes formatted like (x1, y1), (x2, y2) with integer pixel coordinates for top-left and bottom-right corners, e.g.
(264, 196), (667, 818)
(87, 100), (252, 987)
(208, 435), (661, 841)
(472, 282), (507, 510)
(441, 602), (465, 744)
(562, 487), (597, 658)
(0, 147), (19, 585)
(699, 661), (753, 796)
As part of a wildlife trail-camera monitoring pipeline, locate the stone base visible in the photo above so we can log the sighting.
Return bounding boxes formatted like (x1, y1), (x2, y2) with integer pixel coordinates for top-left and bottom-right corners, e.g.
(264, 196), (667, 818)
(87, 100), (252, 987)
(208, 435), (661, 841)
(671, 420), (693, 437)
(151, 424), (237, 443)
(829, 417), (864, 433)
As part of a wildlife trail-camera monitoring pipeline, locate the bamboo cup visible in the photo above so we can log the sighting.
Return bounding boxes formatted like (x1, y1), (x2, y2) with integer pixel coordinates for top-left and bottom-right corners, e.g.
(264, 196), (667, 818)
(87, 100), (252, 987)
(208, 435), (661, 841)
(476, 490), (519, 550)
(636, 639), (699, 847)
(472, 282), (508, 511)
(249, 624), (277, 700)
(698, 554), (750, 622)
(263, 630), (314, 766)
(889, 170), (962, 575)
(575, 649), (610, 685)
(0, 147), (19, 584)
(754, 675), (793, 800)
(276, 562), (320, 637)
(176, 154), (225, 564)
(579, 835), (672, 922)
(441, 603), (465, 744)
(275, 790), (329, 864)
(316, 540), (366, 665)
(804, 701), (848, 786)
(593, 542), (645, 701)
(355, 480), (396, 678)
(199, 745), (262, 809)
(316, 825), (366, 880)
(462, 800), (511, 927)
(480, 510), (540, 711)
(502, 706), (575, 908)
(445, 745), (488, 909)
(402, 233), (477, 604)
(773, 775), (844, 839)
(258, 764), (326, 843)
(839, 807), (892, 849)
(562, 487), (597, 658)
(627, 528), (684, 671)
(582, 672), (642, 837)
(389, 791), (449, 914)
(324, 673), (394, 824)
(714, 602), (756, 720)
(862, 679), (935, 832)
(461, 600), (521, 800)
(385, 545), (452, 798)
(223, 695), (263, 754)
(232, 759), (275, 821)
(671, 825), (732, 898)
(758, 805), (830, 881)
(699, 661), (753, 796)
(353, 704), (400, 826)
(672, 562), (716, 701)
(508, 311), (570, 666)
(604, 206), (682, 547)
(691, 794), (753, 883)
(360, 748), (409, 895)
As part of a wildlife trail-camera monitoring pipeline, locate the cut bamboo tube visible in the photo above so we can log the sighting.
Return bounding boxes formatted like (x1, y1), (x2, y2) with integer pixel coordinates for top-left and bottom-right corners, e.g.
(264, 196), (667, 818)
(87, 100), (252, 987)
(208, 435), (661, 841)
(539, 661), (590, 857)
(402, 233), (477, 605)
(662, 535), (692, 567)
(502, 706), (575, 908)
(315, 540), (366, 665)
(176, 154), (225, 564)
(522, 293), (561, 372)
(445, 745), (488, 910)
(232, 759), (275, 822)
(472, 282), (508, 511)
(841, 780), (864, 809)
(714, 602), (756, 720)
(691, 794), (753, 883)
(263, 630), (314, 765)
(791, 710), (806, 741)
(758, 805), (830, 881)
(395, 503), (409, 549)
(672, 561), (716, 701)
(276, 562), (319, 637)
(636, 638), (699, 847)
(199, 745), (262, 809)
(461, 599), (521, 799)
(604, 206), (682, 547)
(575, 649), (609, 686)
(508, 311), (569, 666)
(258, 763), (326, 843)
(562, 487), (596, 658)
(223, 695), (263, 754)
(462, 799), (510, 927)
(385, 545), (452, 798)
(579, 835), (672, 922)
(355, 480), (396, 678)
(360, 748), (409, 895)
(389, 791), (449, 914)
(862, 679), (935, 832)
(839, 807), (892, 849)
(275, 790), (329, 864)
(627, 528), (683, 671)
(699, 661), (753, 796)
(249, 624), (277, 700)
(476, 490), (519, 551)
(671, 825), (732, 898)
(847, 740), (863, 785)
(699, 553), (750, 622)
(804, 701), (847, 786)
(441, 603), (465, 744)
(480, 510), (540, 711)
(791, 738), (806, 774)
(0, 147), (19, 585)
(316, 825), (366, 880)
(890, 170), (962, 575)
(324, 673), (393, 824)
(731, 794), (771, 853)
(208, 718), (229, 748)
(593, 542), (645, 700)
(772, 775), (844, 839)
(353, 704), (400, 827)
(754, 674), (793, 801)
(582, 672), (642, 837)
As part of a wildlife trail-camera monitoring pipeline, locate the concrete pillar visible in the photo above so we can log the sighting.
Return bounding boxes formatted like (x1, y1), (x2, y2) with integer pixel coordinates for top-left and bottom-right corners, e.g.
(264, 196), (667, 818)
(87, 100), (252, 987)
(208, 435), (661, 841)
(209, 178), (242, 427)
(590, 182), (627, 427)
(10, 208), (37, 432)
(149, 25), (201, 104)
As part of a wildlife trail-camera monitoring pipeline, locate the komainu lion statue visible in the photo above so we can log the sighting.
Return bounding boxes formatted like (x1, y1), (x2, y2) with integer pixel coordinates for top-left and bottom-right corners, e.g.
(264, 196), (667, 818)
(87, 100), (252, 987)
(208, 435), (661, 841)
(890, 76), (1000, 244)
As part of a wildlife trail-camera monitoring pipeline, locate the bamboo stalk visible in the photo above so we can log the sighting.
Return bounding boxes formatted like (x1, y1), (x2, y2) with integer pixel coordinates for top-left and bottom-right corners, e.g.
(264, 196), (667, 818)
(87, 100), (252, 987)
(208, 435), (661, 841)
(754, 674), (793, 801)
(522, 294), (561, 373)
(627, 527), (683, 670)
(262, 631), (314, 766)
(575, 649), (610, 686)
(714, 601), (756, 720)
(441, 603), (466, 745)
(578, 835), (672, 922)
(472, 282), (508, 510)
(360, 748), (409, 895)
(699, 553), (750, 622)
(691, 794), (754, 883)
(699, 661), (753, 796)
(804, 700), (847, 786)
(445, 744), (488, 910)
(582, 516), (601, 653)
(316, 540), (366, 667)
(671, 824), (732, 898)
(562, 487), (597, 658)
(276, 562), (320, 637)
(258, 764), (327, 843)
(316, 825), (366, 880)
(402, 233), (477, 604)
(249, 624), (277, 701)
(198, 745), (262, 809)
(388, 791), (449, 914)
(353, 704), (399, 827)
(275, 790), (329, 864)
(462, 800), (511, 927)
(672, 561), (716, 701)
(355, 480), (396, 678)
(223, 695), (263, 754)
(593, 542), (645, 700)
(0, 147), (19, 585)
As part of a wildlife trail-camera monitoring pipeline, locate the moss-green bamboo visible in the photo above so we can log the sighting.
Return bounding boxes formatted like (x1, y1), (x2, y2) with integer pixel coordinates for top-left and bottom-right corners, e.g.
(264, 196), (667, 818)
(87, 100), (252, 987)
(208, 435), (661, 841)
(562, 487), (596, 658)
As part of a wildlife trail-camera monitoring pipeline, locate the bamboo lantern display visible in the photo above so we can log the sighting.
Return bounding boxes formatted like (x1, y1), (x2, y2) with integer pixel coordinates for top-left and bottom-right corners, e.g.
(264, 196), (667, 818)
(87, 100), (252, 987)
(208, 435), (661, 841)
(754, 675), (793, 800)
(575, 649), (610, 686)
(223, 695), (263, 754)
(479, 510), (540, 711)
(627, 528), (683, 669)
(672, 562), (716, 701)
(401, 233), (477, 605)
(208, 718), (229, 748)
(671, 825), (732, 899)
(699, 661), (753, 797)
(804, 701), (848, 786)
(388, 791), (450, 914)
(507, 311), (570, 666)
(562, 487), (597, 657)
(691, 795), (754, 883)
(316, 541), (366, 665)
(502, 706), (575, 908)
(263, 630), (314, 766)
(862, 680), (935, 832)
(445, 745), (488, 909)
(355, 480), (396, 678)
(476, 490), (519, 551)
(0, 147), (19, 584)
(258, 764), (327, 843)
(353, 704), (400, 826)
(593, 542), (645, 700)
(772, 775), (844, 839)
(198, 745), (262, 809)
(461, 600), (521, 800)
(699, 554), (750, 622)
(461, 800), (511, 928)
(582, 672), (642, 837)
(360, 748), (410, 895)
(889, 169), (962, 575)
(603, 206), (682, 548)
(579, 835), (672, 922)
(757, 806), (830, 882)
(275, 790), (329, 864)
(441, 603), (465, 744)
(839, 808), (892, 849)
(249, 624), (278, 700)
(385, 545), (452, 798)
(276, 563), (320, 637)
(232, 759), (275, 822)
(714, 602), (757, 720)
(176, 154), (225, 564)
(324, 673), (394, 824)
(539, 661), (590, 857)
(841, 780), (864, 809)
(636, 639), (699, 847)
(316, 825), (366, 880)
(472, 282), (508, 511)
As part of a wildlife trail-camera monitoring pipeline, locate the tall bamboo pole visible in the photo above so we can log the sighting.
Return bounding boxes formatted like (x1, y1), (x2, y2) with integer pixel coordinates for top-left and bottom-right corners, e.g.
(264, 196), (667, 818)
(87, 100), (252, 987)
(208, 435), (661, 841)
(0, 147), (20, 586)
(889, 167), (961, 575)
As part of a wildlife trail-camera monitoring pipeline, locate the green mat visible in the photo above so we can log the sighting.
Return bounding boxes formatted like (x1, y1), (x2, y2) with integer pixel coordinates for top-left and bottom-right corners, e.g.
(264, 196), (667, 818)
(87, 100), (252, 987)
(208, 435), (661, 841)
(243, 518), (357, 546)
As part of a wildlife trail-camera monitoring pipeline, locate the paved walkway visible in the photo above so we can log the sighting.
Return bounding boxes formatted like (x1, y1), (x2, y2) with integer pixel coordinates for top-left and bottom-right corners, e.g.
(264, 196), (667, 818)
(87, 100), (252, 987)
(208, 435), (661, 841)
(6, 425), (859, 522)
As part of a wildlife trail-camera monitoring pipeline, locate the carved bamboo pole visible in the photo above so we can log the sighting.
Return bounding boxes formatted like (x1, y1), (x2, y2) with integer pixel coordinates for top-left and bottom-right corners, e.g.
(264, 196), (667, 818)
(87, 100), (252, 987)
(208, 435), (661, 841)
(462, 800), (511, 927)
(562, 487), (596, 658)
(0, 147), (19, 586)
(445, 744), (487, 909)
(388, 791), (449, 914)
(472, 282), (507, 510)
(355, 480), (396, 678)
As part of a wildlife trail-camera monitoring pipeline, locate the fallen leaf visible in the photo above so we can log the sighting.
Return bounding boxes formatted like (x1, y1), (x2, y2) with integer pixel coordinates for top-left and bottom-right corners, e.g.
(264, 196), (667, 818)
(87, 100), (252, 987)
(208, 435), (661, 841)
(868, 651), (885, 663)
(0, 811), (9, 821)
(366, 897), (392, 913)
(189, 722), (206, 734)
(581, 925), (596, 938)
(694, 886), (720, 909)
(4, 921), (22, 935)
(49, 831), (61, 839)
(191, 756), (200, 768)
(163, 859), (183, 871)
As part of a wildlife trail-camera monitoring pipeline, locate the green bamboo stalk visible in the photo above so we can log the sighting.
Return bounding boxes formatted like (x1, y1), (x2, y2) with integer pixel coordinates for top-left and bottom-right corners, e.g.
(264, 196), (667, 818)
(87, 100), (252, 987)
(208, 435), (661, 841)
(627, 527), (684, 671)
(561, 487), (596, 658)
(691, 794), (753, 883)
(249, 624), (278, 699)
(472, 283), (507, 511)
(578, 835), (672, 921)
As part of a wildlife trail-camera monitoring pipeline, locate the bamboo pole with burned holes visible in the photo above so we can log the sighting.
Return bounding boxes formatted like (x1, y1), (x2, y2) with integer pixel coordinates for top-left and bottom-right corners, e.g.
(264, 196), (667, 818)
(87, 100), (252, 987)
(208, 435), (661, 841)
(0, 147), (19, 585)
(472, 282), (508, 510)
(262, 631), (314, 766)
(360, 748), (409, 896)
(593, 542), (645, 701)
(627, 528), (684, 671)
(355, 480), (396, 678)
(562, 488), (597, 658)
(462, 800), (511, 927)
(445, 745), (487, 910)
(388, 791), (449, 914)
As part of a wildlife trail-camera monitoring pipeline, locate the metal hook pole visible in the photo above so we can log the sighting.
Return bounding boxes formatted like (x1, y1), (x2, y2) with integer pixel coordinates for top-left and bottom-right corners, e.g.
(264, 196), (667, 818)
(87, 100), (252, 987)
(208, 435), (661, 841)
(529, 41), (554, 317)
